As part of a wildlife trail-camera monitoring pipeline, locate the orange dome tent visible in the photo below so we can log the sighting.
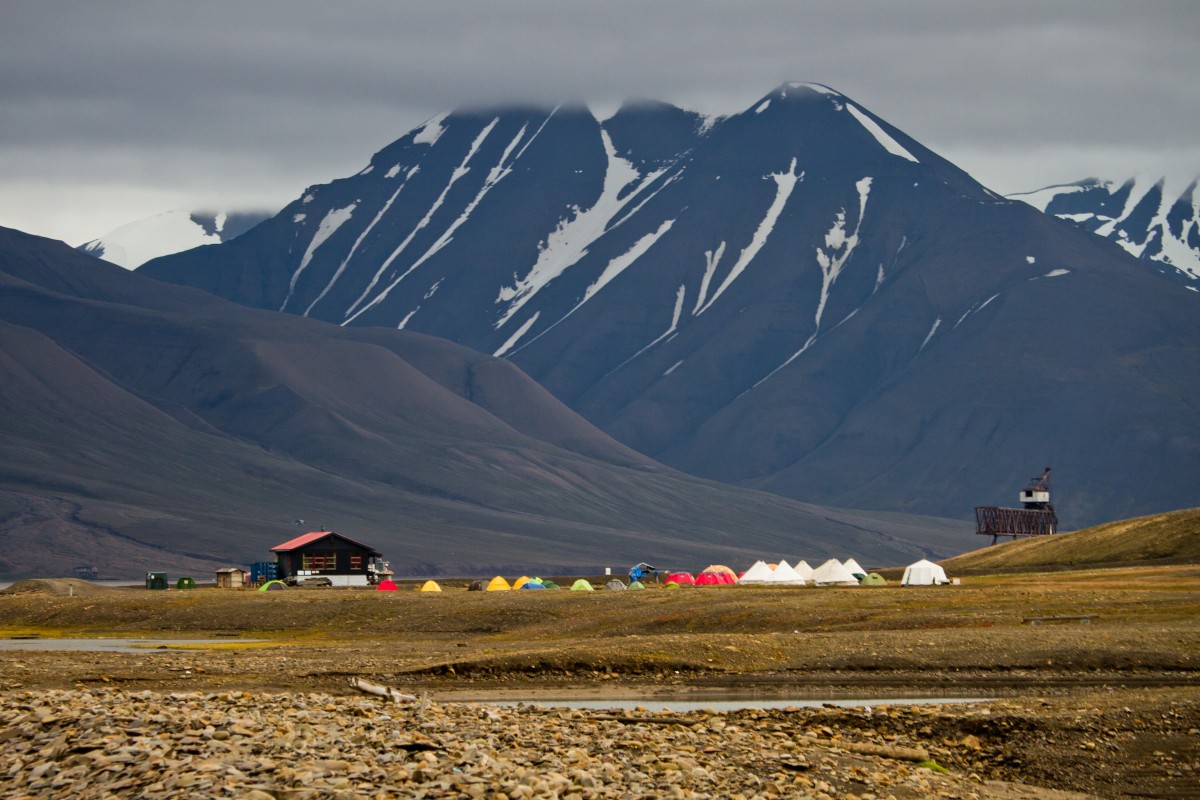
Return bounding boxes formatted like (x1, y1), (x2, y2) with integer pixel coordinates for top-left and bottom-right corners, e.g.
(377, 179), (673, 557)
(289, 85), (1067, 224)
(701, 565), (738, 584)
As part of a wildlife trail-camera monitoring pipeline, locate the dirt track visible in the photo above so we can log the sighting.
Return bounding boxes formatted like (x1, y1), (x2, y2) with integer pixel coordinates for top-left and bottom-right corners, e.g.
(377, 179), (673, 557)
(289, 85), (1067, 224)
(2, 566), (1198, 798)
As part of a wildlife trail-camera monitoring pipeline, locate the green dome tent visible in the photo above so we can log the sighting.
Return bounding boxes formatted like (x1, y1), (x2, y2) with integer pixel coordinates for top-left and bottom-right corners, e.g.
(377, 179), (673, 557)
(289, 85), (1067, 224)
(627, 581), (645, 590)
(258, 580), (287, 591)
(860, 572), (888, 586)
(569, 579), (594, 591)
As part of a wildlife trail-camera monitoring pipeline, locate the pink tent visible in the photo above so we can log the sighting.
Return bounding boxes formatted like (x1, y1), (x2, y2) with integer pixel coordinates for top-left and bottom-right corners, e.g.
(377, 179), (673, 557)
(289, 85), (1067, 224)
(376, 579), (398, 591)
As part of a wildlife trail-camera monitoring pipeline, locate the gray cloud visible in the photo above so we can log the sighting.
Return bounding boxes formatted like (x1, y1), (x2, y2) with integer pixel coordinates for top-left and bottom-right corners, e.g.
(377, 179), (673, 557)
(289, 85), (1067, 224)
(3, 0), (1198, 243)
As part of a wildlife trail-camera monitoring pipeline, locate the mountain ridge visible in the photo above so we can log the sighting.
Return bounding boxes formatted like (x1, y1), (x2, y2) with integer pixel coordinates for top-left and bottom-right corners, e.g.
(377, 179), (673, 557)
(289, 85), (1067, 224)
(1008, 175), (1200, 290)
(139, 84), (1200, 529)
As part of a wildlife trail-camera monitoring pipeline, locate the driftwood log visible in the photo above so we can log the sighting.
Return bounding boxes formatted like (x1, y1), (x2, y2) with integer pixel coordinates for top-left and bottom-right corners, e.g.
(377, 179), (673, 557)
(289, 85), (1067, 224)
(348, 677), (417, 703)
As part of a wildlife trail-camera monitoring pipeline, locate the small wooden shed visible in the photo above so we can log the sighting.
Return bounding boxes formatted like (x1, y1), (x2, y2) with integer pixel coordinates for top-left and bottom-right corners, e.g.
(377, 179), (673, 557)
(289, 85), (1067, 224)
(214, 566), (248, 589)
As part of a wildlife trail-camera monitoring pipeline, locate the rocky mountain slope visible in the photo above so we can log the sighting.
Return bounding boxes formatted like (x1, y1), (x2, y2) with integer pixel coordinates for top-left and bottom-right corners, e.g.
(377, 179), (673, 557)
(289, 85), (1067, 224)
(0, 226), (967, 578)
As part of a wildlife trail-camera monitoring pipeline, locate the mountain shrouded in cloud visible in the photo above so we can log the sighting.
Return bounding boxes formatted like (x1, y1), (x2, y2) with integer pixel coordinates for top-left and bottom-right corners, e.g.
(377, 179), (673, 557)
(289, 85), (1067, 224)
(142, 83), (1200, 529)
(79, 210), (273, 269)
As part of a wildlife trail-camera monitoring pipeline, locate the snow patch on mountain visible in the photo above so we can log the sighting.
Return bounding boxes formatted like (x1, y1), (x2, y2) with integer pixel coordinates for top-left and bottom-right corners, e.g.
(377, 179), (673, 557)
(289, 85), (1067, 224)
(403, 123), (531, 276)
(694, 242), (726, 314)
(846, 104), (919, 162)
(699, 159), (803, 315)
(304, 169), (420, 315)
(495, 129), (653, 328)
(812, 177), (872, 333)
(283, 203), (356, 310)
(412, 112), (449, 146)
(609, 283), (689, 374)
(582, 219), (675, 304)
(919, 318), (941, 351)
(493, 311), (540, 358)
(755, 176), (872, 387)
(346, 118), (499, 323)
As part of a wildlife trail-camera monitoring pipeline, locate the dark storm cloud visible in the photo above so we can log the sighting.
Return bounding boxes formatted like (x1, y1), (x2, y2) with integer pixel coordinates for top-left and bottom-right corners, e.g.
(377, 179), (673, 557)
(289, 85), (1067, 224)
(2, 0), (1198, 242)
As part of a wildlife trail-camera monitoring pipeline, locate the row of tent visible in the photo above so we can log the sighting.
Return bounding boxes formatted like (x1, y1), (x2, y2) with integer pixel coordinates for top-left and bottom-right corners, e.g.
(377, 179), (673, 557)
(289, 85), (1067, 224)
(368, 559), (950, 593)
(661, 558), (950, 587)
(464, 576), (605, 592)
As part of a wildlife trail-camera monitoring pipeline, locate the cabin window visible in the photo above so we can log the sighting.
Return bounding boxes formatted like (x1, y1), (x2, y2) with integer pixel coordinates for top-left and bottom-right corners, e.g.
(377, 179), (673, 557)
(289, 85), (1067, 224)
(302, 552), (338, 571)
(350, 555), (363, 570)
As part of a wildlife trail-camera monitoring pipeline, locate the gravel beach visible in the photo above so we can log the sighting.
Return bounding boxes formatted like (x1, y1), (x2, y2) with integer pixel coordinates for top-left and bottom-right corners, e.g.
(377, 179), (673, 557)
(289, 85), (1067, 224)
(2, 688), (1122, 800)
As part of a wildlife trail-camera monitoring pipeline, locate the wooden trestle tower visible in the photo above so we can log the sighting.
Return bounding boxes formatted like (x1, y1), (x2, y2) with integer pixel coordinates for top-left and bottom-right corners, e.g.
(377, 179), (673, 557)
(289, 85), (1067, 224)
(975, 467), (1059, 545)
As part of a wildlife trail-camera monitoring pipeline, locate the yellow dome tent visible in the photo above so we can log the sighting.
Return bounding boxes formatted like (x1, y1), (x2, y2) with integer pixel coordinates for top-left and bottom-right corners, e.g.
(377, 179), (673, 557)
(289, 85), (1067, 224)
(512, 575), (531, 590)
(486, 576), (511, 591)
(419, 580), (442, 592)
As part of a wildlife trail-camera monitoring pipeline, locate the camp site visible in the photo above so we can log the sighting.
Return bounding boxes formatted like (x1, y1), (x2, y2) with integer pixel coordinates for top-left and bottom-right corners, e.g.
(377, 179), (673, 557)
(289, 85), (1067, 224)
(1, 508), (1198, 799)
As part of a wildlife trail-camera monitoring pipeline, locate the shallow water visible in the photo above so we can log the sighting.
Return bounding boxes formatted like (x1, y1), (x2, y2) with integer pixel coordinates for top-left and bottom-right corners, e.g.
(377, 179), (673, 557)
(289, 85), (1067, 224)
(479, 697), (991, 712)
(0, 638), (264, 653)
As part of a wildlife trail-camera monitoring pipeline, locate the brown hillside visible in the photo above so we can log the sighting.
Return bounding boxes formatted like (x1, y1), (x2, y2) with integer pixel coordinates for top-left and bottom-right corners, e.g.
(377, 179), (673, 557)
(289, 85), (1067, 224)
(943, 507), (1200, 572)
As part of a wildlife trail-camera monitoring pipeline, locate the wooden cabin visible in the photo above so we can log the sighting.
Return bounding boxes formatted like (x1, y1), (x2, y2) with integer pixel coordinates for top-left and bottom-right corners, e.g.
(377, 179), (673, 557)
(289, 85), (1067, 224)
(270, 531), (383, 587)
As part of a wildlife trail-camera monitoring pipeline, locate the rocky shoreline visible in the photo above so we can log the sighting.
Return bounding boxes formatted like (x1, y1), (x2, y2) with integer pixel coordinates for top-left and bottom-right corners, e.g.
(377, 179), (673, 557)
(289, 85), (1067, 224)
(2, 688), (1120, 799)
(2, 572), (1198, 797)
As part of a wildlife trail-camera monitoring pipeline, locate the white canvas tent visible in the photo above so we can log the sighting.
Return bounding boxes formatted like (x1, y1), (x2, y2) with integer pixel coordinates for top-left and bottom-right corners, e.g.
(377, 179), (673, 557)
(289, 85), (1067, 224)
(739, 560), (775, 585)
(842, 558), (867, 578)
(792, 560), (814, 582)
(811, 558), (860, 586)
(901, 559), (950, 586)
(768, 560), (807, 585)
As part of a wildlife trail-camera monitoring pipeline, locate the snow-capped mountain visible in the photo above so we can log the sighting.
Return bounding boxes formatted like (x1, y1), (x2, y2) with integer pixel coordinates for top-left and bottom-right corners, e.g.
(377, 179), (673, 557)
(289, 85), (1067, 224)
(78, 209), (271, 269)
(142, 84), (1200, 528)
(1009, 177), (1200, 290)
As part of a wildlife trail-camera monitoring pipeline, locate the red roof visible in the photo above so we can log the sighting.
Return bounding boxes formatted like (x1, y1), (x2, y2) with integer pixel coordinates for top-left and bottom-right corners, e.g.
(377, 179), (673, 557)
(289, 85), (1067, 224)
(270, 531), (380, 555)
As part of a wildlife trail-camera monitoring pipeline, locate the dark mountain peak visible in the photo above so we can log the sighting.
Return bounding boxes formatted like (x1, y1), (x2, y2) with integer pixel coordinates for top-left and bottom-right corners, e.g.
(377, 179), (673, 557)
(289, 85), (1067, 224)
(140, 88), (1200, 531)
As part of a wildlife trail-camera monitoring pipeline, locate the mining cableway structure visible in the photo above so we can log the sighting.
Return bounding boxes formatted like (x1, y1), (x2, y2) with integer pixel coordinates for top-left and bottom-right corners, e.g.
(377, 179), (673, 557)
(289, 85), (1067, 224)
(975, 468), (1059, 545)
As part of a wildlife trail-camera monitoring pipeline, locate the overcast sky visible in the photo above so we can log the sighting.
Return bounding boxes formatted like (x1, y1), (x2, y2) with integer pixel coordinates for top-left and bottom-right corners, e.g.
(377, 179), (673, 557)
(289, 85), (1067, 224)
(3, 0), (1198, 245)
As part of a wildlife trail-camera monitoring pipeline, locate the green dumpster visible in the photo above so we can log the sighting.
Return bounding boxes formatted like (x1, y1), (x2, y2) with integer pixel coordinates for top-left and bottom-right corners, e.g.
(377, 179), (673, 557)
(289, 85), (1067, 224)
(145, 572), (168, 590)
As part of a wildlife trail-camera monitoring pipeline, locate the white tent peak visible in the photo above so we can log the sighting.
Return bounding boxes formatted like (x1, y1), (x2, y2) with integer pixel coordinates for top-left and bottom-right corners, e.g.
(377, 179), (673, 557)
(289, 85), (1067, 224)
(901, 559), (950, 586)
(842, 558), (866, 577)
(811, 558), (860, 586)
(770, 560), (807, 585)
(739, 560), (775, 584)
